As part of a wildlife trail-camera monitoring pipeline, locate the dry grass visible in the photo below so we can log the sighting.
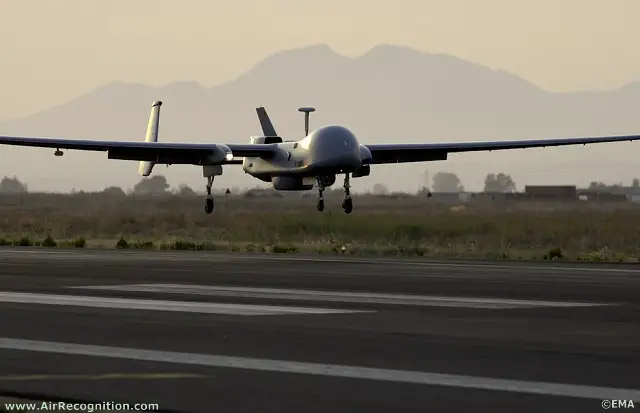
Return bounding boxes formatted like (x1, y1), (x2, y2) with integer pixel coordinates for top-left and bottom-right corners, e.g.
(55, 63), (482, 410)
(1, 192), (639, 262)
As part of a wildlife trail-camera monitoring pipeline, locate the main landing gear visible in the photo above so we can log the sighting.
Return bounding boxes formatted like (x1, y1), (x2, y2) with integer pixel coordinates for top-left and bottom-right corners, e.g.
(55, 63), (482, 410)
(316, 173), (353, 214)
(205, 176), (214, 214)
(201, 165), (223, 215)
(316, 179), (325, 212)
(342, 173), (353, 214)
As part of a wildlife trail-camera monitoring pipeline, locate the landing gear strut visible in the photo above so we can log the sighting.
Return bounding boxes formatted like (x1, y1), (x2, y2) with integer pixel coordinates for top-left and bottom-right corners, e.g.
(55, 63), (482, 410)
(315, 174), (354, 213)
(205, 176), (214, 214)
(201, 165), (223, 215)
(316, 178), (325, 212)
(342, 173), (353, 214)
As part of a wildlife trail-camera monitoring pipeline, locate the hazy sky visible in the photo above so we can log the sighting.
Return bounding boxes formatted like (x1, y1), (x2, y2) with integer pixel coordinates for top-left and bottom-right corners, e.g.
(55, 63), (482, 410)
(2, 0), (640, 120)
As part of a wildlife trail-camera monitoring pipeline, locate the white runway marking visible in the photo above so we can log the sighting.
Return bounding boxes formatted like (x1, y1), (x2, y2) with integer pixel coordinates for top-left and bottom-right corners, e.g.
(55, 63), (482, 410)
(0, 337), (638, 400)
(71, 284), (614, 309)
(4, 249), (640, 273)
(0, 292), (369, 316)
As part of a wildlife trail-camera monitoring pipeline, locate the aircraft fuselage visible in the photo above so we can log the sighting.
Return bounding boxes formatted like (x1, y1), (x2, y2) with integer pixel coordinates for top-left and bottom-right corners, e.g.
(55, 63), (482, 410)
(242, 125), (372, 190)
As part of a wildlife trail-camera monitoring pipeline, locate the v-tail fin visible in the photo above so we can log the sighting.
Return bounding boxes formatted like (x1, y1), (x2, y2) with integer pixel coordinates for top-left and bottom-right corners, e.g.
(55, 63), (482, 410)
(256, 107), (278, 137)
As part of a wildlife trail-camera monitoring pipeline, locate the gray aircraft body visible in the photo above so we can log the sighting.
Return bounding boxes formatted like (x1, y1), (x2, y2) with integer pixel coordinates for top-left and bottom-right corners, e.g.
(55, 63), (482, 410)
(1, 101), (640, 214)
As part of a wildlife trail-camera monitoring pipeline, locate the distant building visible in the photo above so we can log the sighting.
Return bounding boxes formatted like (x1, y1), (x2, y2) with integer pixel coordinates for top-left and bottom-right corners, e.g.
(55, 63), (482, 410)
(524, 185), (577, 200)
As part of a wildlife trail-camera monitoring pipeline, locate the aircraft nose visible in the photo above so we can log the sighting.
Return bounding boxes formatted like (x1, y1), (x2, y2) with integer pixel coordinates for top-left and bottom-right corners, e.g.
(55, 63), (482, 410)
(310, 127), (362, 172)
(329, 148), (362, 170)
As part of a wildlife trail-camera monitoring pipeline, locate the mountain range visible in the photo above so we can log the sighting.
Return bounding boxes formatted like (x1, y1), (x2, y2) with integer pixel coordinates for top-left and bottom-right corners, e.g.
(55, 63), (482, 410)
(1, 44), (640, 193)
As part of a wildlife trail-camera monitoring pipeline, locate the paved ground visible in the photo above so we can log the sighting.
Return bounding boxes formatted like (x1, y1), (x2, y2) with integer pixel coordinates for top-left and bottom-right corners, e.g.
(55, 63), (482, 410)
(0, 248), (638, 412)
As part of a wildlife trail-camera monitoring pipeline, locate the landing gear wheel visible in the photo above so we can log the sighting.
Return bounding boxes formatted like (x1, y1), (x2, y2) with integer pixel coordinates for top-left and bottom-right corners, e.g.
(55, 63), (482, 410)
(342, 197), (353, 214)
(205, 197), (214, 214)
(317, 199), (324, 212)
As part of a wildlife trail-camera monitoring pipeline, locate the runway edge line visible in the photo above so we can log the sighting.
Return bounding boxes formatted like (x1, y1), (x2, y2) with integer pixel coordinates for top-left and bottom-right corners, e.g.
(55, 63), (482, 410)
(0, 338), (638, 401)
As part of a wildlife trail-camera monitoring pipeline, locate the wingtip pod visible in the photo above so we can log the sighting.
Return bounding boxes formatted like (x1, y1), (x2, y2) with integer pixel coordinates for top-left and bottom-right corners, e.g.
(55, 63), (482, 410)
(138, 100), (162, 176)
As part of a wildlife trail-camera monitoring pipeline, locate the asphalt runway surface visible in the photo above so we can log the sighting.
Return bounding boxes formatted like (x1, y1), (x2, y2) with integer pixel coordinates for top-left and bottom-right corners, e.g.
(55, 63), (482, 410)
(0, 248), (639, 412)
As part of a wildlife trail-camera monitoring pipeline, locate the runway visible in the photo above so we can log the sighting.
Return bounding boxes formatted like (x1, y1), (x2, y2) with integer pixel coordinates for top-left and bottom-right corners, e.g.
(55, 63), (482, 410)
(0, 248), (638, 412)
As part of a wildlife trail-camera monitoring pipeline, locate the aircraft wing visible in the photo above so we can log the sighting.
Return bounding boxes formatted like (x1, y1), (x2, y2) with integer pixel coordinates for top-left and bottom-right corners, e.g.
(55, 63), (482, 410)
(365, 134), (640, 164)
(0, 135), (276, 165)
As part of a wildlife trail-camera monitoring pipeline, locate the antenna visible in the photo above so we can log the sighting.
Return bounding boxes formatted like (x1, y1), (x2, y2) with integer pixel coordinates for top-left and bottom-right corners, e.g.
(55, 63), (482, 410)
(298, 107), (316, 136)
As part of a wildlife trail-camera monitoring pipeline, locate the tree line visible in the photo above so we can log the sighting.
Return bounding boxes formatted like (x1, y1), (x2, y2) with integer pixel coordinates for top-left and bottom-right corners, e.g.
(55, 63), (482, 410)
(425, 171), (516, 193)
(3, 173), (639, 196)
(402, 171), (516, 194)
(0, 173), (535, 196)
(0, 175), (191, 195)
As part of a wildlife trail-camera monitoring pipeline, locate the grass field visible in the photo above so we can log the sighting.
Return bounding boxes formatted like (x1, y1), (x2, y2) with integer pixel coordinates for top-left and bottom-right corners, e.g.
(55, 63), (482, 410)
(0, 191), (638, 262)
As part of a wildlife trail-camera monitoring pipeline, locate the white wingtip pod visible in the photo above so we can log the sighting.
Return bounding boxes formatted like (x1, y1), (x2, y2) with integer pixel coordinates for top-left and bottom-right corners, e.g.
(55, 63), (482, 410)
(138, 100), (162, 176)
